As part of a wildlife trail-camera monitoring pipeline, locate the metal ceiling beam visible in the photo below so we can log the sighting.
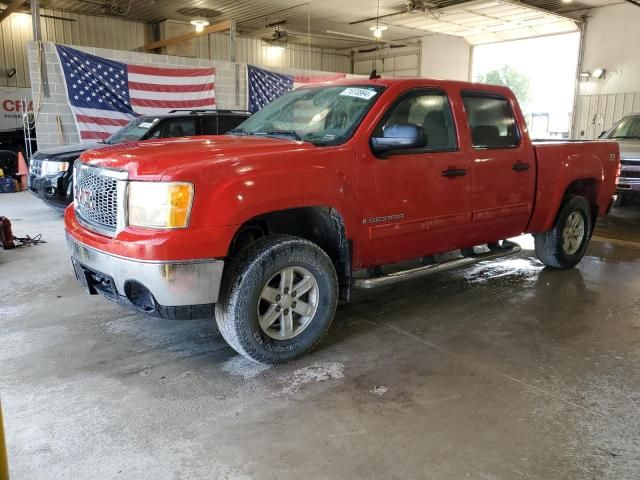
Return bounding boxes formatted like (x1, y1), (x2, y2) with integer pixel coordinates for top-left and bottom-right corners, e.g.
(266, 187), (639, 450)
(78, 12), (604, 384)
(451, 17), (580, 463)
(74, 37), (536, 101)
(143, 20), (233, 52)
(0, 0), (28, 24)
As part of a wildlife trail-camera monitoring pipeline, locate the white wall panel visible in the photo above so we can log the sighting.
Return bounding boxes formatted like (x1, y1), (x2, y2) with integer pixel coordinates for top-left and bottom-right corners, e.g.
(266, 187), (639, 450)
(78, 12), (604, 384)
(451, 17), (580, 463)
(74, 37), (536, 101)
(573, 93), (640, 139)
(421, 34), (470, 81)
(579, 3), (640, 96)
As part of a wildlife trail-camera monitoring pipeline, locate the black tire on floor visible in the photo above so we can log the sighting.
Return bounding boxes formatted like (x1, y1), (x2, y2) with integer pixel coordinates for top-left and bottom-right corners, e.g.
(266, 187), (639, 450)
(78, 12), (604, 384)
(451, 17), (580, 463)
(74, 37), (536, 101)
(215, 235), (338, 364)
(533, 195), (592, 269)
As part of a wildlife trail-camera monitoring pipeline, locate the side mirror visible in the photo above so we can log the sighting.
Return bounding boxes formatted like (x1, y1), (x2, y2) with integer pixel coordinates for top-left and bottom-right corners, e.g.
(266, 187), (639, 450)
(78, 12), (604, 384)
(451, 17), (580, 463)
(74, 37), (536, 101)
(371, 123), (427, 157)
(598, 130), (607, 139)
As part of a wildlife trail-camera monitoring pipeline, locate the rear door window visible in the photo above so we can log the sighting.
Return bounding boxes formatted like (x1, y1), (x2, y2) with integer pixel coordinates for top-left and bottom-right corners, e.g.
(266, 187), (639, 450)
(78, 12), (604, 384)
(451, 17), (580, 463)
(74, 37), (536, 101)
(218, 115), (248, 134)
(462, 93), (520, 149)
(157, 118), (198, 138)
(200, 117), (218, 135)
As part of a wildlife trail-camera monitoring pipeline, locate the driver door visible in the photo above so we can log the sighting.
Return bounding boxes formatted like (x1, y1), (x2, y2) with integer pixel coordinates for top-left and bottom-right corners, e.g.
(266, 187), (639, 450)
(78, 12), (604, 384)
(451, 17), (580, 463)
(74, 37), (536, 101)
(356, 88), (472, 267)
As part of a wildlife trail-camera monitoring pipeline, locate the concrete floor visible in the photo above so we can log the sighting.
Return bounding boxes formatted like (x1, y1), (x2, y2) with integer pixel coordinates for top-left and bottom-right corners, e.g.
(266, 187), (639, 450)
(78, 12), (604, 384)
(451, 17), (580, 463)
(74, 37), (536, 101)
(2, 192), (640, 480)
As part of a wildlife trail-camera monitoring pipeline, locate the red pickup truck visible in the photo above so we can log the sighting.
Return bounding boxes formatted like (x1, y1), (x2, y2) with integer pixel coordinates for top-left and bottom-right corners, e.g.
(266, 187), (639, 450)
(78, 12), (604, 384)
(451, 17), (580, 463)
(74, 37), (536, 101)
(65, 78), (619, 364)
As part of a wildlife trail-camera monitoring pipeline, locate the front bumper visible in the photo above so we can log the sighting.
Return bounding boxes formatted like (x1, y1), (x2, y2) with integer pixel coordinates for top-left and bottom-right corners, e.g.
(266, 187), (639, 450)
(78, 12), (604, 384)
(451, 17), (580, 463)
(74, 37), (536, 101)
(27, 172), (73, 209)
(616, 178), (640, 192)
(67, 234), (224, 319)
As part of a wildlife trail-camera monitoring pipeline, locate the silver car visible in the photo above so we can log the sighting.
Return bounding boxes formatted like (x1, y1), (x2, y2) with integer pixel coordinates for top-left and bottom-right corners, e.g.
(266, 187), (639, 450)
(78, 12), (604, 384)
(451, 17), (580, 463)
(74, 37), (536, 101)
(601, 113), (640, 198)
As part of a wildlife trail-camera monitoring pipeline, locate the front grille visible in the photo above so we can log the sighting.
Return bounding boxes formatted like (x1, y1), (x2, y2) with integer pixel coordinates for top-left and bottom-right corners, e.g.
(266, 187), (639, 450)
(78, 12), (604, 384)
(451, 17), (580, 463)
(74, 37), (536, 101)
(621, 159), (640, 166)
(621, 171), (640, 179)
(30, 158), (42, 176)
(74, 164), (125, 234)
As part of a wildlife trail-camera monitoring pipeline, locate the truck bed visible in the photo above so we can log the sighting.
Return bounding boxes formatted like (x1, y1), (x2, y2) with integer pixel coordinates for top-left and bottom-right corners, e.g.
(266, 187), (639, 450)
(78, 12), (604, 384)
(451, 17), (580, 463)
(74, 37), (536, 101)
(526, 140), (619, 233)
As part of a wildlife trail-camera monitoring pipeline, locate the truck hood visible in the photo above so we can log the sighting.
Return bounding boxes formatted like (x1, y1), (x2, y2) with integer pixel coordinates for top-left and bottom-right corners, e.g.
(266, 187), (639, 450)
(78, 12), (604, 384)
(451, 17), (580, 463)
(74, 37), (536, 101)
(79, 135), (317, 178)
(617, 139), (640, 159)
(34, 142), (101, 159)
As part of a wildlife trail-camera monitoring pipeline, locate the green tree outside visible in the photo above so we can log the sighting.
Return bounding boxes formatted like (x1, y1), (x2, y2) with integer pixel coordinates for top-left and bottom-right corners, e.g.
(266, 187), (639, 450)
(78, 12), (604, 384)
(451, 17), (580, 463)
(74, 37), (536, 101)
(476, 65), (531, 111)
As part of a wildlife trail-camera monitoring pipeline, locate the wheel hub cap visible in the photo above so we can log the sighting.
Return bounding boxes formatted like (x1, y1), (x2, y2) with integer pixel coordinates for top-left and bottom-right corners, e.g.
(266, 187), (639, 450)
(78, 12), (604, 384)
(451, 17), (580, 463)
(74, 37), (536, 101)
(257, 266), (319, 340)
(562, 212), (585, 255)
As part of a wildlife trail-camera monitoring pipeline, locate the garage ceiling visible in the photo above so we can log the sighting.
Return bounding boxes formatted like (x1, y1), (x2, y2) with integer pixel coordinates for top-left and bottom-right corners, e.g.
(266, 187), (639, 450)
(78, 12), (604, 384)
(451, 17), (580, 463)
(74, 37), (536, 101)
(386, 0), (581, 45)
(9, 0), (626, 47)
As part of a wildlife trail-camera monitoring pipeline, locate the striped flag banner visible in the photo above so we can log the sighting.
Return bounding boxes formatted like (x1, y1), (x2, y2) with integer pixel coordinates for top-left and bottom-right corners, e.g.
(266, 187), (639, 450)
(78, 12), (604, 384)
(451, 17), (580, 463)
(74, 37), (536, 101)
(247, 65), (346, 113)
(55, 44), (216, 142)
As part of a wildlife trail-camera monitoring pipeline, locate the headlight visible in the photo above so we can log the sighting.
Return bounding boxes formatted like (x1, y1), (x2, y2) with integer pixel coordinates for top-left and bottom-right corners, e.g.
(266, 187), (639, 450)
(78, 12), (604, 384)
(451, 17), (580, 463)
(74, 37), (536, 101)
(41, 160), (70, 176)
(128, 181), (194, 229)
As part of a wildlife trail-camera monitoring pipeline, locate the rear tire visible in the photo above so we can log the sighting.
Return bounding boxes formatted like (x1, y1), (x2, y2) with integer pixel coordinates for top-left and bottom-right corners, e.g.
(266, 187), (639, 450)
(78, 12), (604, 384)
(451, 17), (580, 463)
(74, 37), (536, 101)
(534, 196), (592, 269)
(215, 235), (338, 364)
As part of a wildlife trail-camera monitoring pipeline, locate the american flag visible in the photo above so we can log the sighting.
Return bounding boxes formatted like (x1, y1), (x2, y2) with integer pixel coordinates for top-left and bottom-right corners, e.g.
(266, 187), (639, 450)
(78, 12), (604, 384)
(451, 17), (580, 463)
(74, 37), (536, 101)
(55, 44), (216, 142)
(247, 64), (346, 113)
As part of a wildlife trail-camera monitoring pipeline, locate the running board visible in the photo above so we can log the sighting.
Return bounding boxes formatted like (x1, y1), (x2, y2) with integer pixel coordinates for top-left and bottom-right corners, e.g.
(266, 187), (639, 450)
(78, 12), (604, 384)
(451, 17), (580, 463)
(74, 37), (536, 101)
(353, 241), (521, 289)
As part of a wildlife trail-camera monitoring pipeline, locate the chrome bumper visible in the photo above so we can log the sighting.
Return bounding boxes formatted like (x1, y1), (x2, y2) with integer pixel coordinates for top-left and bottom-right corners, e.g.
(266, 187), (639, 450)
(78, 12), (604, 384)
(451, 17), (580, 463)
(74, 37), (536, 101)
(617, 179), (640, 192)
(66, 234), (224, 307)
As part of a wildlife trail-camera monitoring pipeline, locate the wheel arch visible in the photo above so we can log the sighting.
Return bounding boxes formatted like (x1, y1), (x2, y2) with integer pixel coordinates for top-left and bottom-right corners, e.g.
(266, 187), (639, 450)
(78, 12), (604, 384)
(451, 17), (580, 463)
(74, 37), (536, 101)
(563, 178), (600, 228)
(228, 205), (353, 302)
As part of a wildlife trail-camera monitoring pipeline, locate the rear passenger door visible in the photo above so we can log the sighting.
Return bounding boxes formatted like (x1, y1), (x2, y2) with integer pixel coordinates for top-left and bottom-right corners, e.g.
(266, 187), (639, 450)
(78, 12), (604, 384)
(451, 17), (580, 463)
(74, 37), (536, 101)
(461, 91), (535, 242)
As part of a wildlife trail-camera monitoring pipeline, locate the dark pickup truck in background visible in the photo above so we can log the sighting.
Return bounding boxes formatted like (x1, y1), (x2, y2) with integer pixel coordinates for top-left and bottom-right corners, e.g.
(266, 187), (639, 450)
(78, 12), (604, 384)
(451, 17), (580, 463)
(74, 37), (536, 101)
(28, 109), (250, 209)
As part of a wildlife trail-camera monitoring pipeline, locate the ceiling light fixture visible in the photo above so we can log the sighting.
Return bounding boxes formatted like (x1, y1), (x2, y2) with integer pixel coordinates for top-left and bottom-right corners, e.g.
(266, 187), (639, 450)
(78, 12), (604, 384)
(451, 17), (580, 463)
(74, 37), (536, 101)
(190, 19), (210, 33)
(592, 68), (606, 79)
(370, 25), (388, 38)
(371, 0), (386, 39)
(562, 0), (573, 3)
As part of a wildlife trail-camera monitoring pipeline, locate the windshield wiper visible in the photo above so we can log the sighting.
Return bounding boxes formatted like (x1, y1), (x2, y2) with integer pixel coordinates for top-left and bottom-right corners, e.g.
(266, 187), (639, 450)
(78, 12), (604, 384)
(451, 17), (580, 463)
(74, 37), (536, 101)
(227, 127), (249, 136)
(610, 135), (640, 139)
(253, 130), (302, 141)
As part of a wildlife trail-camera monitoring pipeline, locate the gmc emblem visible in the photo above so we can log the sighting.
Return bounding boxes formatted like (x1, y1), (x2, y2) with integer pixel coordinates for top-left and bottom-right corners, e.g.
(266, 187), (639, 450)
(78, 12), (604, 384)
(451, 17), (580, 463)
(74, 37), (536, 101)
(75, 187), (94, 209)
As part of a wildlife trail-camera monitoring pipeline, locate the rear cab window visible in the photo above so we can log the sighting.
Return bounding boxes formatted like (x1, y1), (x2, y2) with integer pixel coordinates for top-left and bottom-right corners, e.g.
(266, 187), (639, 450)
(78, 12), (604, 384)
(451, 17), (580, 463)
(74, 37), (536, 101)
(461, 92), (520, 149)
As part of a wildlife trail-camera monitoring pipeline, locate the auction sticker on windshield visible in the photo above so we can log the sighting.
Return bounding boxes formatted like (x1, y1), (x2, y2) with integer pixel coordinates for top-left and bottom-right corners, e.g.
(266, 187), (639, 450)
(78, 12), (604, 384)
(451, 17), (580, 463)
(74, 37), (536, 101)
(340, 88), (378, 100)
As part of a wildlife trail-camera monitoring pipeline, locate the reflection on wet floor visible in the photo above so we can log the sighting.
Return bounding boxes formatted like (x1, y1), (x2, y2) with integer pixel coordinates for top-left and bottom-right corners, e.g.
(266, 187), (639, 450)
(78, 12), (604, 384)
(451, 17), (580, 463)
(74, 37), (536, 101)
(595, 204), (640, 243)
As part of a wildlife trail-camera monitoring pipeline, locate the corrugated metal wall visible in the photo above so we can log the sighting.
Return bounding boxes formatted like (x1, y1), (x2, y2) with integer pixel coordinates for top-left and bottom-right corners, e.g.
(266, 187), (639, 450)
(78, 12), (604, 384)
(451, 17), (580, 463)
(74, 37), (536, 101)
(1, 8), (147, 88)
(1, 11), (34, 88)
(209, 35), (351, 73)
(169, 30), (351, 73)
(1, 11), (351, 89)
(353, 45), (421, 77)
(573, 92), (640, 139)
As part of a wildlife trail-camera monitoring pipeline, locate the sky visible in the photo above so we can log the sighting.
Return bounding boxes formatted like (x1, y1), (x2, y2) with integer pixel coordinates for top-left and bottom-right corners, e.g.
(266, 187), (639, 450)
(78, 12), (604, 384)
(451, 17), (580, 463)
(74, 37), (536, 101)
(472, 32), (580, 135)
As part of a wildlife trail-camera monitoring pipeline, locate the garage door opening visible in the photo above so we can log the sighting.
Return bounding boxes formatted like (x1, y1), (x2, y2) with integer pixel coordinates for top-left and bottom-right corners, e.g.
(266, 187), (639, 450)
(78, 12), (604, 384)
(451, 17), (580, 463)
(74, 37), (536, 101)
(472, 32), (580, 140)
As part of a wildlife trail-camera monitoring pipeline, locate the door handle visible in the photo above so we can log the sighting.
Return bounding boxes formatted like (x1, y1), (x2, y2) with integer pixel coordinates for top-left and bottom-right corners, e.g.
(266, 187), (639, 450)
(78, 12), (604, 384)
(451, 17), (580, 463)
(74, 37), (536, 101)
(512, 163), (530, 172)
(441, 168), (467, 178)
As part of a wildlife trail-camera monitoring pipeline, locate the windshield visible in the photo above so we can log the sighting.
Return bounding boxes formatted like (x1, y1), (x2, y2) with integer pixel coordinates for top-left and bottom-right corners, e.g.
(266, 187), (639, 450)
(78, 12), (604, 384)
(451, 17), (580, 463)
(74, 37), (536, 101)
(230, 85), (384, 145)
(105, 116), (159, 144)
(606, 115), (640, 140)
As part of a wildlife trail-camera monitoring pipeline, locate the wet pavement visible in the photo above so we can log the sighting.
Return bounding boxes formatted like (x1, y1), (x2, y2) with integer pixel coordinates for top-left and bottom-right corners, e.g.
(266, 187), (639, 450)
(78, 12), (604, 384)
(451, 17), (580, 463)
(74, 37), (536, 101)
(1, 192), (639, 479)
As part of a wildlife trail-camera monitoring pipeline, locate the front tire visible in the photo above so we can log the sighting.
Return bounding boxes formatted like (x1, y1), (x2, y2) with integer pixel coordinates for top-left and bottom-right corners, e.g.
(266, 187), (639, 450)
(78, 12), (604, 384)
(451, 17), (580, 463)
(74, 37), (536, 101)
(534, 195), (592, 269)
(215, 235), (338, 364)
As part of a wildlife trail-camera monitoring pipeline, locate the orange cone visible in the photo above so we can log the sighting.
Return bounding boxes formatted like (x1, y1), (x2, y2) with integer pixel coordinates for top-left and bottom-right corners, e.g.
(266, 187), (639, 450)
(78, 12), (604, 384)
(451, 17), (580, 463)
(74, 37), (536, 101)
(17, 151), (28, 191)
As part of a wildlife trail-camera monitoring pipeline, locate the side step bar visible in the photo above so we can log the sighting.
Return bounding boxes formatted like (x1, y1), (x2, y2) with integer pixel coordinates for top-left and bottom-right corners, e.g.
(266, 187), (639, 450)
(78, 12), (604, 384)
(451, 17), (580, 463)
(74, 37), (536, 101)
(353, 240), (521, 289)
